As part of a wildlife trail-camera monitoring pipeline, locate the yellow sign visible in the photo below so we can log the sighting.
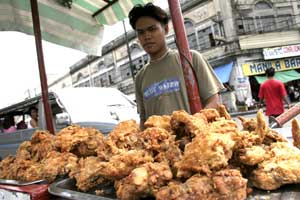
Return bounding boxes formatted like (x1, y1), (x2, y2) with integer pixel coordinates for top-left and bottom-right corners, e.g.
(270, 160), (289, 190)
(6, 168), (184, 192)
(242, 57), (300, 76)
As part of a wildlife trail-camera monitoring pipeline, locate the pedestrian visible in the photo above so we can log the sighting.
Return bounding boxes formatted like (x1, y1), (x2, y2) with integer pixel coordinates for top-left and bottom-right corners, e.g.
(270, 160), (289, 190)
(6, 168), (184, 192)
(258, 67), (291, 124)
(128, 3), (224, 129)
(28, 106), (38, 128)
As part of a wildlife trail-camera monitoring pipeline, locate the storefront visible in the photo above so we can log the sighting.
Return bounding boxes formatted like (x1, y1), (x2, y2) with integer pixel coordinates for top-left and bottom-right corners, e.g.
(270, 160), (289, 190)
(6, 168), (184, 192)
(242, 44), (300, 102)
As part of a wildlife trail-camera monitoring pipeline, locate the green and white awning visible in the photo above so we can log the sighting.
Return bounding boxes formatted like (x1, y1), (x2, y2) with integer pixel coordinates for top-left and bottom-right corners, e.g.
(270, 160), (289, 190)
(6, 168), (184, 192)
(0, 0), (152, 55)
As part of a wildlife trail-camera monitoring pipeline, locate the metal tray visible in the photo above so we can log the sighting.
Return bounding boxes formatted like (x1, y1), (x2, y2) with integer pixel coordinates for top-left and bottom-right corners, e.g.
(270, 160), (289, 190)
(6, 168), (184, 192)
(49, 178), (300, 200)
(48, 178), (116, 200)
(0, 179), (46, 186)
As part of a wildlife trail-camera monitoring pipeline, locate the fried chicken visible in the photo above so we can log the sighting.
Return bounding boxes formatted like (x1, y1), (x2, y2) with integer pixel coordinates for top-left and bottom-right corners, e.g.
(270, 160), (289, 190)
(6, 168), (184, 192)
(218, 104), (231, 120)
(176, 132), (235, 177)
(30, 130), (56, 161)
(200, 108), (220, 122)
(251, 142), (300, 190)
(237, 116), (257, 132)
(171, 110), (208, 139)
(115, 162), (173, 200)
(292, 119), (300, 148)
(106, 120), (142, 152)
(73, 150), (153, 191)
(156, 169), (247, 200)
(41, 151), (78, 182)
(55, 125), (106, 157)
(144, 115), (172, 132)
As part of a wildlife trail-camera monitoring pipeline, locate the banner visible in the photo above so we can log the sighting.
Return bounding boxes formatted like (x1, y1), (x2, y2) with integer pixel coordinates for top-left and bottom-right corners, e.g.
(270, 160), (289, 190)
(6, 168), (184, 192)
(242, 57), (300, 76)
(263, 44), (300, 60)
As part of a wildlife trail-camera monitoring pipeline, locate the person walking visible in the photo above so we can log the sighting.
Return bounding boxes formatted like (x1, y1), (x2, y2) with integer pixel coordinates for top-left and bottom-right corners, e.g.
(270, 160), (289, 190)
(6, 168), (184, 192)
(258, 67), (291, 124)
(128, 3), (224, 129)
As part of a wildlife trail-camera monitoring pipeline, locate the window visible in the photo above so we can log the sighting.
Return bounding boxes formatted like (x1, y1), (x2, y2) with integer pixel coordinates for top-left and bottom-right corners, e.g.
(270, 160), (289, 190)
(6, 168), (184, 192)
(256, 15), (276, 32)
(197, 27), (212, 50)
(255, 1), (272, 10)
(93, 75), (101, 87)
(184, 19), (198, 50)
(277, 15), (294, 30)
(120, 64), (132, 79)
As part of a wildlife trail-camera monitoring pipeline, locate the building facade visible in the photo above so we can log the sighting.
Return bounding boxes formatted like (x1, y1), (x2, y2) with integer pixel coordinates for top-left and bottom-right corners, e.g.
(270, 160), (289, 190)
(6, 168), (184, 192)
(50, 0), (300, 111)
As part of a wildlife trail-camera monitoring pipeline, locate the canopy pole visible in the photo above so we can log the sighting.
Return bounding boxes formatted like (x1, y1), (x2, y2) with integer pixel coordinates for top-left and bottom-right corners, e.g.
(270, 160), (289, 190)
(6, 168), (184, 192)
(167, 0), (202, 113)
(30, 0), (55, 134)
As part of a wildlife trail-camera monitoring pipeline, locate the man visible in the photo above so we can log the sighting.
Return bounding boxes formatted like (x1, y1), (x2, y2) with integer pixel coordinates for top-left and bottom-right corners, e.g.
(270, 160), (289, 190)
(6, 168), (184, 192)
(128, 3), (224, 128)
(258, 67), (290, 124)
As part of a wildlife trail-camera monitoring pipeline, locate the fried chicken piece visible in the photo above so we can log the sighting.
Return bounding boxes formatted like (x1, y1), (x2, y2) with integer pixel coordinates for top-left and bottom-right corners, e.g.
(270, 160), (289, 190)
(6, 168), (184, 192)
(138, 127), (181, 171)
(156, 169), (247, 200)
(144, 115), (172, 132)
(171, 110), (208, 138)
(115, 162), (173, 200)
(176, 133), (235, 177)
(30, 130), (56, 161)
(237, 116), (257, 132)
(16, 141), (32, 160)
(106, 120), (142, 152)
(138, 127), (174, 152)
(208, 118), (239, 138)
(218, 104), (231, 120)
(71, 156), (109, 192)
(200, 108), (220, 122)
(55, 125), (106, 157)
(41, 151), (78, 182)
(238, 145), (267, 166)
(73, 150), (153, 191)
(237, 115), (287, 145)
(251, 142), (300, 190)
(13, 159), (44, 182)
(0, 155), (16, 180)
(292, 119), (300, 148)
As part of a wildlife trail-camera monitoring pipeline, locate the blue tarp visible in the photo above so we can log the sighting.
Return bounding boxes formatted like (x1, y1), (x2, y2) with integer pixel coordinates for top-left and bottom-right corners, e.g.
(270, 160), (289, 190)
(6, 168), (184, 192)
(213, 62), (234, 83)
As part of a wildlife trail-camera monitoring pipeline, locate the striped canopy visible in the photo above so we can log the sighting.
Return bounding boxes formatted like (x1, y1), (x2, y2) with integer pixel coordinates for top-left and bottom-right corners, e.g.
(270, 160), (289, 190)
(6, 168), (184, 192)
(0, 0), (152, 55)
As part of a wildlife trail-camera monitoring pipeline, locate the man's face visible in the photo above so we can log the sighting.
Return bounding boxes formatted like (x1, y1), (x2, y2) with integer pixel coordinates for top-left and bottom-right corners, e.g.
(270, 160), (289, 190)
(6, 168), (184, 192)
(135, 16), (168, 56)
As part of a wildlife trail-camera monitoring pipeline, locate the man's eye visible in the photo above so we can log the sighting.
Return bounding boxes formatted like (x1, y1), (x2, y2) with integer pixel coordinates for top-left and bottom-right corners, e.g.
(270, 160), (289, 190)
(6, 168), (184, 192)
(148, 27), (157, 31)
(137, 31), (144, 35)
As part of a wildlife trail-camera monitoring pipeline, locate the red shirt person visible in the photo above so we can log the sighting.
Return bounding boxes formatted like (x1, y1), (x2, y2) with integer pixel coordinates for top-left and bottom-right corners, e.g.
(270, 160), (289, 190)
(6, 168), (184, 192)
(258, 67), (290, 120)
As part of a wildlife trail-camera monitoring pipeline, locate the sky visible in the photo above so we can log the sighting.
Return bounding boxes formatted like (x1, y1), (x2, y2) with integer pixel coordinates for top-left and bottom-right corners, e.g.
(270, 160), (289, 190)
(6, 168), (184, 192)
(0, 0), (168, 108)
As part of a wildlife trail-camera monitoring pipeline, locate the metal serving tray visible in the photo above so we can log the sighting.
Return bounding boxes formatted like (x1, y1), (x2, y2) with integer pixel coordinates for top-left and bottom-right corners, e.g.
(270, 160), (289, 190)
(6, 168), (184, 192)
(48, 178), (116, 200)
(0, 179), (46, 186)
(49, 178), (300, 200)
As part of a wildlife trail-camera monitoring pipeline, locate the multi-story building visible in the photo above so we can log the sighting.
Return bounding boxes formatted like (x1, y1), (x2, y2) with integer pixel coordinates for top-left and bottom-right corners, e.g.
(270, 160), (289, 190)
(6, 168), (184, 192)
(49, 0), (300, 111)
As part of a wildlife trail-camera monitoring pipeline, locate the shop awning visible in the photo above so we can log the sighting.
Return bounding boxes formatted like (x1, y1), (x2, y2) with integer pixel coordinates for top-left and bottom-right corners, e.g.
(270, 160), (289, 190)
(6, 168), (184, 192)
(255, 69), (300, 84)
(213, 62), (233, 83)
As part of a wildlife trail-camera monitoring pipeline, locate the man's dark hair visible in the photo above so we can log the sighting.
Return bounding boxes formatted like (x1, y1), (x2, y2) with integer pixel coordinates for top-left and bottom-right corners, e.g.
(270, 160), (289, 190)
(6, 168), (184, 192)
(129, 3), (169, 30)
(265, 67), (275, 77)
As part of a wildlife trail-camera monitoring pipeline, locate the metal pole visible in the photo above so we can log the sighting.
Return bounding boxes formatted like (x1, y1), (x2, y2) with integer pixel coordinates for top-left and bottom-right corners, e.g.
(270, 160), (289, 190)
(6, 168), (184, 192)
(30, 0), (55, 134)
(167, 0), (203, 113)
(122, 20), (135, 79)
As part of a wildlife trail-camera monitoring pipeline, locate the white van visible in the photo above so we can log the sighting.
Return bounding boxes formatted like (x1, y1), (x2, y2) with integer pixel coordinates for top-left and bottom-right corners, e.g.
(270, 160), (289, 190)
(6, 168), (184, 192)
(0, 87), (139, 158)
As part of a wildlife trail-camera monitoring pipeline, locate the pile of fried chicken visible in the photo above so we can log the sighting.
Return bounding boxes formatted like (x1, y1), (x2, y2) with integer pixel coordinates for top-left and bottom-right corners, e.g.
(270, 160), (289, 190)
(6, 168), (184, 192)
(0, 104), (300, 200)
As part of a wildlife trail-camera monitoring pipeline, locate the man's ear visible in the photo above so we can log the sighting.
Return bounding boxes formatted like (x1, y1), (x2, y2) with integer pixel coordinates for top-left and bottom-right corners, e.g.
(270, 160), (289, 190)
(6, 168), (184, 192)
(164, 24), (169, 35)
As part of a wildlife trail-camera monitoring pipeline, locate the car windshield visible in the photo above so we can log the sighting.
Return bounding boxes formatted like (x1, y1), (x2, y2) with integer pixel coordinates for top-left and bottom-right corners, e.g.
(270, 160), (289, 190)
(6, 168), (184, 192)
(54, 88), (136, 123)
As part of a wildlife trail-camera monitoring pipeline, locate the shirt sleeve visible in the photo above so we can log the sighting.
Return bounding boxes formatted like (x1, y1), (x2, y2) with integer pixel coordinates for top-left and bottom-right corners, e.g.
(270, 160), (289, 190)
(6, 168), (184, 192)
(134, 74), (146, 129)
(191, 50), (224, 103)
(280, 82), (287, 97)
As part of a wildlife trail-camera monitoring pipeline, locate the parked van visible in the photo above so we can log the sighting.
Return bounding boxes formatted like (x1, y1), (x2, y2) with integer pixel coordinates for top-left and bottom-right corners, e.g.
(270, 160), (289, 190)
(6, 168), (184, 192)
(0, 87), (139, 158)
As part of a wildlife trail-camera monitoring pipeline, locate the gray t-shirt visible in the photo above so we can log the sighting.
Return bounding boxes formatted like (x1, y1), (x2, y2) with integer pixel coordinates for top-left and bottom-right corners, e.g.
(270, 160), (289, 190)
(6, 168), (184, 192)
(135, 49), (224, 126)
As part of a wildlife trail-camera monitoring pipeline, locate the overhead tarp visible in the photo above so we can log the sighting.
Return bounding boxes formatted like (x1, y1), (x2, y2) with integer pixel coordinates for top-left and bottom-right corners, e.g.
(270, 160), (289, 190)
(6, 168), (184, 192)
(255, 69), (300, 84)
(0, 0), (152, 56)
(213, 62), (233, 83)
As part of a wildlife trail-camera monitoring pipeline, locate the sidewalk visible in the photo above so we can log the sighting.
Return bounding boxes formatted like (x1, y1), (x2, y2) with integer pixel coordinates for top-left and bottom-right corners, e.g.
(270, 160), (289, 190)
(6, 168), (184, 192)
(229, 102), (298, 117)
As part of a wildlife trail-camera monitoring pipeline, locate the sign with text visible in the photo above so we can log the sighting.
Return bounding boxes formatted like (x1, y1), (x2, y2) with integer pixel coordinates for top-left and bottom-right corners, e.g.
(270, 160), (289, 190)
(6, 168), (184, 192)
(242, 57), (300, 76)
(263, 44), (300, 60)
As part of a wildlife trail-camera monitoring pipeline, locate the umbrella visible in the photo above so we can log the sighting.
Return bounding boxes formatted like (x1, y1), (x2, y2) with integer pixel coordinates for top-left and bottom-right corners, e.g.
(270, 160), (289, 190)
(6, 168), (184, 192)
(0, 0), (201, 133)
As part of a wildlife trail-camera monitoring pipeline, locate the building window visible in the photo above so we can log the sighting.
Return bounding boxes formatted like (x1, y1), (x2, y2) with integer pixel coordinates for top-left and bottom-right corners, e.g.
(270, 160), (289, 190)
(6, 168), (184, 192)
(277, 14), (294, 30)
(256, 15), (276, 32)
(93, 75), (101, 87)
(255, 1), (272, 10)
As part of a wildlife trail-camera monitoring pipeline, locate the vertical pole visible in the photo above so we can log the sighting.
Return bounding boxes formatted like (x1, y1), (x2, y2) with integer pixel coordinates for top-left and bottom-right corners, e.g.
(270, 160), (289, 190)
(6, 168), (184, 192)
(30, 0), (55, 134)
(123, 20), (135, 79)
(167, 0), (203, 113)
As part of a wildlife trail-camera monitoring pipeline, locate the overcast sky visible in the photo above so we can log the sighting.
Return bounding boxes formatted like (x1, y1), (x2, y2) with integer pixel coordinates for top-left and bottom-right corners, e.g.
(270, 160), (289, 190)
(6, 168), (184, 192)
(0, 0), (168, 108)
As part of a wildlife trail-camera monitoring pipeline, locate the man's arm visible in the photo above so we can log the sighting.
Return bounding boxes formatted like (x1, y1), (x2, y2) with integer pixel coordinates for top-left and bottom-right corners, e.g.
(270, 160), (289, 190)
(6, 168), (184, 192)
(204, 93), (220, 109)
(259, 98), (264, 108)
